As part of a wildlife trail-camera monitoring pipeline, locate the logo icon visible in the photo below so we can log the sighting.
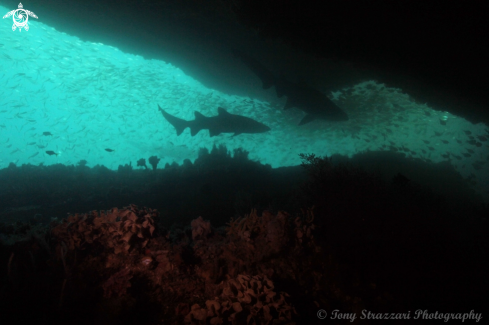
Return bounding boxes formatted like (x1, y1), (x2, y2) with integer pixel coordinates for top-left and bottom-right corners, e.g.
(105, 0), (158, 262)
(3, 3), (38, 32)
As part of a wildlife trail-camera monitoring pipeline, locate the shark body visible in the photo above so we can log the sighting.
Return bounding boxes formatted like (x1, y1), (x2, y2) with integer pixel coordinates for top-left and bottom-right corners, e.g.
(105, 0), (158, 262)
(274, 74), (349, 125)
(233, 50), (349, 124)
(158, 105), (271, 137)
(232, 49), (275, 90)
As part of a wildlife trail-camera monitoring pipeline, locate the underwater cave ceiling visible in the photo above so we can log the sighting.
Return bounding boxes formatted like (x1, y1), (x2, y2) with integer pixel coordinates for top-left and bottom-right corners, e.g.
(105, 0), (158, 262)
(25, 0), (489, 124)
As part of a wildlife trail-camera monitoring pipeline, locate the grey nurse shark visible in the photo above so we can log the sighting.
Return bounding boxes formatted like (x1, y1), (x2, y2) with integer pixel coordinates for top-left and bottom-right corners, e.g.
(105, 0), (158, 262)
(274, 74), (349, 125)
(158, 105), (271, 137)
(233, 49), (349, 125)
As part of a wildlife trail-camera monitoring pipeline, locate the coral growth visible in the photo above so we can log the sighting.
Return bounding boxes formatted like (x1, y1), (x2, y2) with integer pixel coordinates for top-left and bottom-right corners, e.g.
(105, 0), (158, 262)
(184, 274), (296, 324)
(10, 205), (357, 323)
(191, 216), (212, 241)
(51, 204), (157, 255)
(102, 267), (133, 298)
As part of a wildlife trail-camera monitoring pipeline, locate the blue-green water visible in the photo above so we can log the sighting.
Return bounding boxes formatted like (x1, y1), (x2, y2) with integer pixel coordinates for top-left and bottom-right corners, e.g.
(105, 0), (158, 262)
(1, 4), (488, 201)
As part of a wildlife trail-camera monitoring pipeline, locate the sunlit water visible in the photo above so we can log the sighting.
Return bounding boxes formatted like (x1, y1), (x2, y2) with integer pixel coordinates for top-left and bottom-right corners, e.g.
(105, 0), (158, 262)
(1, 5), (488, 201)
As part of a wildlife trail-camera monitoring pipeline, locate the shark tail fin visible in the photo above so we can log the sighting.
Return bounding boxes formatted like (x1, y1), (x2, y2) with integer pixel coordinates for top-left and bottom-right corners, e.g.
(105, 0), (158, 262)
(158, 105), (188, 136)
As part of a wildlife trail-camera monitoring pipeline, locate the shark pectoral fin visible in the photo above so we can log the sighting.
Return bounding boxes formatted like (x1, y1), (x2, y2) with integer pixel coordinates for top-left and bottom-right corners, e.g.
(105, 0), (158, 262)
(194, 111), (206, 120)
(299, 114), (316, 125)
(190, 111), (208, 136)
(190, 127), (200, 137)
(209, 129), (220, 137)
(284, 99), (294, 110)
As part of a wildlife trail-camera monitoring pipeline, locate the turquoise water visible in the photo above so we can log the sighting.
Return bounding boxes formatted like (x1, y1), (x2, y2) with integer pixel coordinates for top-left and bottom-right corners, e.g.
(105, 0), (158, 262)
(1, 5), (488, 200)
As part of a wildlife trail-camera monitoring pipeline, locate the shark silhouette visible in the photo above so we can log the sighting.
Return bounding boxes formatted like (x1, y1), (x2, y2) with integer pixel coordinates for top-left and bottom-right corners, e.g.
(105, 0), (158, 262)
(233, 50), (348, 125)
(274, 74), (349, 125)
(232, 49), (275, 90)
(158, 105), (271, 137)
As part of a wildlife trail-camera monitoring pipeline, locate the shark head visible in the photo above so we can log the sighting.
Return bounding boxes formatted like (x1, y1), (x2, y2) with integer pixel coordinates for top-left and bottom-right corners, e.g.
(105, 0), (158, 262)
(247, 121), (271, 134)
(217, 107), (271, 136)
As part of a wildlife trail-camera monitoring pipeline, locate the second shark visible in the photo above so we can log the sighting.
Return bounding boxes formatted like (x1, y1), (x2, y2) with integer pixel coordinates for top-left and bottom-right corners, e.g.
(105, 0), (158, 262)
(233, 49), (349, 125)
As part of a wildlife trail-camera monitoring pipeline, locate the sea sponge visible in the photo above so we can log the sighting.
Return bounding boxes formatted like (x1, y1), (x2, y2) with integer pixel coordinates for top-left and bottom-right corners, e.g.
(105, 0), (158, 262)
(223, 210), (291, 276)
(51, 205), (157, 257)
(48, 206), (332, 323)
(184, 274), (296, 324)
(102, 267), (133, 298)
(191, 216), (212, 241)
(137, 158), (148, 169)
(148, 155), (161, 171)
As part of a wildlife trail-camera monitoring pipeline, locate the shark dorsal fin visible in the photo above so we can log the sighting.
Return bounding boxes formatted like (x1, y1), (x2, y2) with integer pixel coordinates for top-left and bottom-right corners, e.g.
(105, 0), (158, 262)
(194, 111), (206, 120)
(218, 107), (230, 115)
